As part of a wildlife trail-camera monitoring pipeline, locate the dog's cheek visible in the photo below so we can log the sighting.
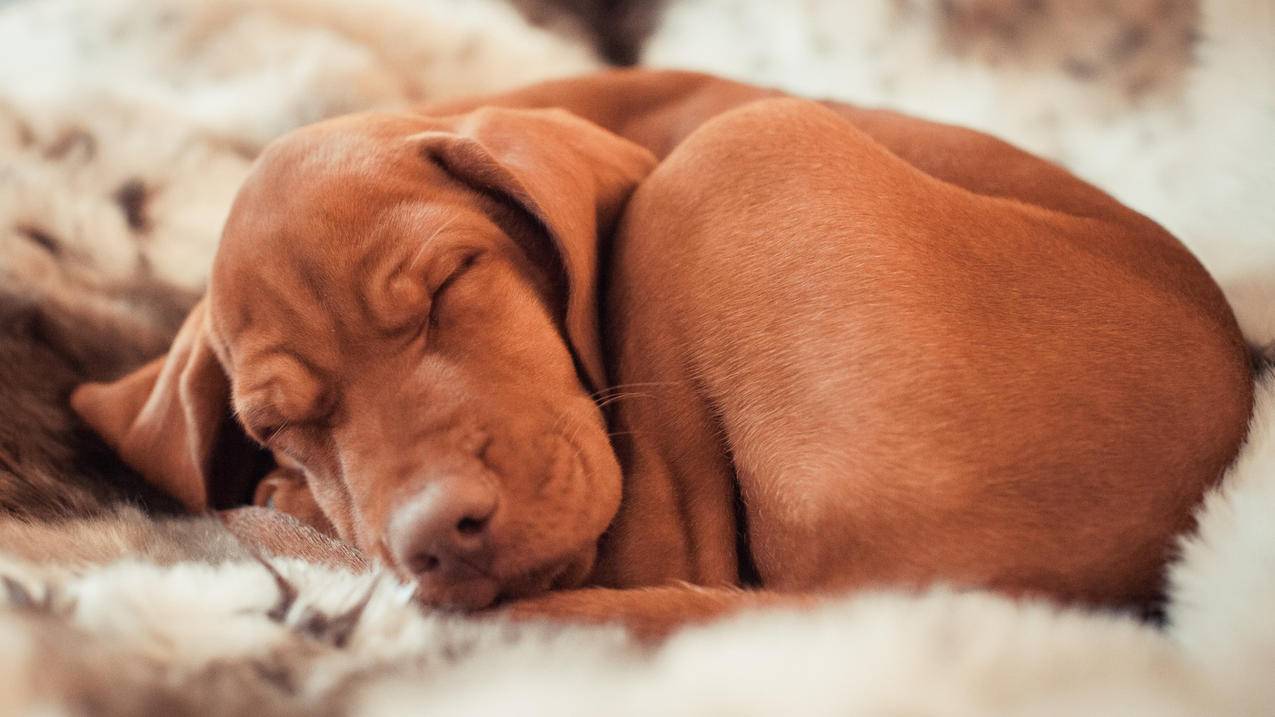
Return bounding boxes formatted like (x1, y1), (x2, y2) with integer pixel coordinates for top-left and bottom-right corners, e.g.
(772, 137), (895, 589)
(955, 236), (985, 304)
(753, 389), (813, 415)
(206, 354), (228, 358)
(575, 415), (625, 534)
(554, 542), (598, 590)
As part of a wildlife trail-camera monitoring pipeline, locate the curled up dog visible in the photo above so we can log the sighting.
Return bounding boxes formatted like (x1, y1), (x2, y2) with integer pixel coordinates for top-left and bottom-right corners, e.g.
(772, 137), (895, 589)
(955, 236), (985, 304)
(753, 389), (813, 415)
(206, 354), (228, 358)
(70, 70), (1253, 639)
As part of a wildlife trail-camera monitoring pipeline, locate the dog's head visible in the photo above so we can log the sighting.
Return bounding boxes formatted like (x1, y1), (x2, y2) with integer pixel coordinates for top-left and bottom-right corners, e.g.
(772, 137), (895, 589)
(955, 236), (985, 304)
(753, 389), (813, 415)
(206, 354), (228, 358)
(71, 107), (656, 608)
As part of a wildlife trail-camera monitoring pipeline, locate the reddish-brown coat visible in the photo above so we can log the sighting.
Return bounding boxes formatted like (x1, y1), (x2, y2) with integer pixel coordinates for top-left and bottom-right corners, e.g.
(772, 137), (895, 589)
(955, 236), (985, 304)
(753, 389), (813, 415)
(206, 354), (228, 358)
(72, 70), (1252, 639)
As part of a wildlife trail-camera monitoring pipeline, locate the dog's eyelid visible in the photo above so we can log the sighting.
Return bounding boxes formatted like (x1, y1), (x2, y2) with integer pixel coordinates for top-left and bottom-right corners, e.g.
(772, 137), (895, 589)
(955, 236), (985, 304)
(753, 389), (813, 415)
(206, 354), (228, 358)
(253, 418), (332, 449)
(235, 404), (283, 442)
(239, 403), (333, 445)
(236, 402), (273, 429)
(426, 251), (485, 331)
(262, 423), (291, 444)
(431, 248), (484, 289)
(446, 251), (482, 282)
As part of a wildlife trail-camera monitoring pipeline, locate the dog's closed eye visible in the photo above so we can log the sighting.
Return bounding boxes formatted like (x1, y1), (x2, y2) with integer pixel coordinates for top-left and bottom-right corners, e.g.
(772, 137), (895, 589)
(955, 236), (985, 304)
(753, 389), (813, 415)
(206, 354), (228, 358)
(237, 411), (290, 446)
(242, 420), (330, 470)
(428, 251), (483, 328)
(434, 251), (482, 296)
(259, 423), (292, 445)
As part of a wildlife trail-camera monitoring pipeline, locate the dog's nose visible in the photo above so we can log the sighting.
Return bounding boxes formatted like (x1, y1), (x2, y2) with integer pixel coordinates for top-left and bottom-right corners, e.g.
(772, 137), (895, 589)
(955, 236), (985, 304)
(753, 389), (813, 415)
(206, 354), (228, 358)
(387, 477), (498, 579)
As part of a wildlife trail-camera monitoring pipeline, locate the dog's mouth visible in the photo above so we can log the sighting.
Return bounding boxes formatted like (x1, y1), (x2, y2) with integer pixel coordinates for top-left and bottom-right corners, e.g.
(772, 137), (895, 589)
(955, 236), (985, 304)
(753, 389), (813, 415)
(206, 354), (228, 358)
(413, 574), (502, 611)
(381, 423), (614, 612)
(405, 541), (598, 612)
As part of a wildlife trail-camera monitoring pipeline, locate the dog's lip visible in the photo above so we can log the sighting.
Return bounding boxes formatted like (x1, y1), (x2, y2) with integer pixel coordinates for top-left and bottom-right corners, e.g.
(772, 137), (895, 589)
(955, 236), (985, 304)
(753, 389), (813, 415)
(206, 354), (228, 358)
(413, 555), (577, 611)
(379, 525), (586, 612)
(391, 424), (603, 611)
(489, 549), (596, 605)
(394, 544), (577, 611)
(414, 575), (501, 611)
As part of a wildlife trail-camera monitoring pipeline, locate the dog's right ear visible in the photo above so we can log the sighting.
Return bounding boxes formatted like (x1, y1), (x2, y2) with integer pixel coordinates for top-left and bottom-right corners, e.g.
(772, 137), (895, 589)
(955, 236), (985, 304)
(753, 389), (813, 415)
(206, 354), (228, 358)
(71, 299), (261, 512)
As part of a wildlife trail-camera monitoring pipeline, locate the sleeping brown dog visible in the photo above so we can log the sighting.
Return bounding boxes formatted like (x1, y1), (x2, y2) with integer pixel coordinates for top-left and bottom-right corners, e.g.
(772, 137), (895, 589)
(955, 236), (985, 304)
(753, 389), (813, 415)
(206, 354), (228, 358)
(71, 70), (1253, 635)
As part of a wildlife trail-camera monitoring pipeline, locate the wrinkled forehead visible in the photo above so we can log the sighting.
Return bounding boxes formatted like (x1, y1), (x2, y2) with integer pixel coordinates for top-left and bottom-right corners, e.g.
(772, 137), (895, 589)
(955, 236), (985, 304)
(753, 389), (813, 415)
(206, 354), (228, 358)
(221, 115), (435, 251)
(206, 115), (465, 366)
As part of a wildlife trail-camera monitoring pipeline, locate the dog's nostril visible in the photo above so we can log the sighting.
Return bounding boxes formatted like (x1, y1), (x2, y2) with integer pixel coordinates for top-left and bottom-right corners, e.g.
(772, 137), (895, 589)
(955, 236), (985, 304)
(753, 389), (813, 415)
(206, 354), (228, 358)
(408, 553), (441, 574)
(388, 478), (499, 578)
(456, 515), (487, 536)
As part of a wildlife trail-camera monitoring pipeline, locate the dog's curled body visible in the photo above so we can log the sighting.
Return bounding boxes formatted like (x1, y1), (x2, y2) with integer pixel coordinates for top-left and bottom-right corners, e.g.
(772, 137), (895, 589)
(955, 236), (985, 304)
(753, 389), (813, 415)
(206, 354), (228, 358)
(594, 96), (1250, 604)
(71, 70), (1252, 637)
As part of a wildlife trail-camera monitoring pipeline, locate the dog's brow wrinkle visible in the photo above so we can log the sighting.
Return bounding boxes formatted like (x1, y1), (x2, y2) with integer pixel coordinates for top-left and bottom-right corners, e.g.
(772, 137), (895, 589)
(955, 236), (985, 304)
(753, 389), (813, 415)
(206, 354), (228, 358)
(233, 258), (336, 343)
(349, 234), (400, 334)
(407, 213), (460, 271)
(296, 253), (331, 308)
(237, 347), (331, 416)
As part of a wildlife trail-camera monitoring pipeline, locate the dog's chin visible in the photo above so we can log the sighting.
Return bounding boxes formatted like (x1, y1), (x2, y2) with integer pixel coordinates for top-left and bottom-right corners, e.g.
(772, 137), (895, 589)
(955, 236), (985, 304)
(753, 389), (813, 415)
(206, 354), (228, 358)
(504, 544), (598, 599)
(415, 577), (502, 611)
(411, 544), (598, 612)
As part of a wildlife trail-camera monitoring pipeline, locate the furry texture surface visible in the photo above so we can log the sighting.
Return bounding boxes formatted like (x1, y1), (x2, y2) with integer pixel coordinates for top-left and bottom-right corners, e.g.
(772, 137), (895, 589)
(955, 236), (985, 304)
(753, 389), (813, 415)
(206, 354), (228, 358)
(0, 0), (1273, 714)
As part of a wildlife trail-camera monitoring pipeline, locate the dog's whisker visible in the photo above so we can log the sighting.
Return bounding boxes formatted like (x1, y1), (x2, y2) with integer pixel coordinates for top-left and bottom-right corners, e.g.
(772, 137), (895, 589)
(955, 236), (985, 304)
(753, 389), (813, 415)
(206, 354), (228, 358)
(593, 390), (657, 403)
(566, 412), (587, 454)
(588, 381), (681, 401)
(605, 430), (643, 439)
(595, 392), (657, 410)
(548, 409), (570, 438)
(267, 420), (292, 443)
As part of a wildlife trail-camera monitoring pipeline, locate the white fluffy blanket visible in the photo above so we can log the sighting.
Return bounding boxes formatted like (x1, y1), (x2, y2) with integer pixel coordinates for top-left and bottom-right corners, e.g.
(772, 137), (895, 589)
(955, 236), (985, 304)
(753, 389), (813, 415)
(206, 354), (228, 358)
(1, 0), (1273, 714)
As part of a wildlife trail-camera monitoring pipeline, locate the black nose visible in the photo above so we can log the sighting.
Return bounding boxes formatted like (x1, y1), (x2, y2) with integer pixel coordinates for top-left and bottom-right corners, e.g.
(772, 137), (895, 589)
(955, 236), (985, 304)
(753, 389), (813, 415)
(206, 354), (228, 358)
(387, 476), (498, 579)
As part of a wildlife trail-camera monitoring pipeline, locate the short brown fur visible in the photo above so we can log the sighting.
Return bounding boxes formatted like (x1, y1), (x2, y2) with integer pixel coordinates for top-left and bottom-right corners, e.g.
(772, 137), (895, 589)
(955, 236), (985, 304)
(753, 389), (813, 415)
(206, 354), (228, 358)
(72, 70), (1252, 638)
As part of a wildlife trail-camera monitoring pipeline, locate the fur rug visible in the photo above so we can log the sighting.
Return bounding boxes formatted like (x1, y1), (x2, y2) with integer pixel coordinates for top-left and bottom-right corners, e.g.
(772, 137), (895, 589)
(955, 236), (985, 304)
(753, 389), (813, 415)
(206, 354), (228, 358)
(1, 0), (1273, 714)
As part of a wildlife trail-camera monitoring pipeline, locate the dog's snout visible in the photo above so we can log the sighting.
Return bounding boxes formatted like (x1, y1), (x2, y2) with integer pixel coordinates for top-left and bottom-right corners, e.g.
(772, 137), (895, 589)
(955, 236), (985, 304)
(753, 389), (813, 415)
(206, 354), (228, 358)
(388, 477), (498, 579)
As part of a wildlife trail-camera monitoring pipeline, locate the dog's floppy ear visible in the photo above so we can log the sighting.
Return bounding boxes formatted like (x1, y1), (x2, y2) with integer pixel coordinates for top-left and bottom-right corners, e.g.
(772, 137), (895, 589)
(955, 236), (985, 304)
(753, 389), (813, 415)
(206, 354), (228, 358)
(70, 299), (264, 512)
(414, 107), (657, 391)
